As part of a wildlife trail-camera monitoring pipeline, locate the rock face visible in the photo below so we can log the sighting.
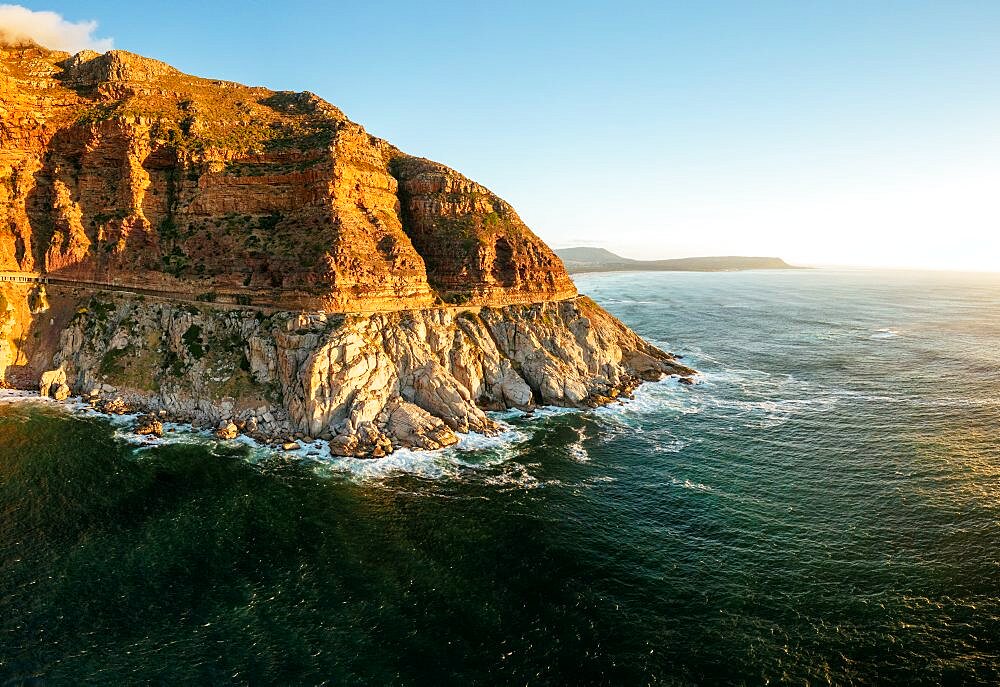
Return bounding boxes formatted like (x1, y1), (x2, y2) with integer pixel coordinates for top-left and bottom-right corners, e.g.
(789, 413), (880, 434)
(389, 156), (576, 304)
(0, 43), (574, 310)
(48, 294), (692, 453)
(0, 282), (49, 385)
(0, 41), (695, 455)
(38, 366), (66, 398)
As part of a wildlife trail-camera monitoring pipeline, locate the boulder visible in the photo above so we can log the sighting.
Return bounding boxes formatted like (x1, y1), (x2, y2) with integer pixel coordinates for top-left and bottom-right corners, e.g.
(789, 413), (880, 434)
(99, 397), (131, 414)
(624, 351), (671, 381)
(385, 399), (459, 450)
(215, 422), (239, 440)
(328, 423), (393, 458)
(497, 365), (534, 408)
(328, 434), (358, 457)
(135, 415), (164, 437)
(360, 425), (393, 457)
(39, 367), (67, 398)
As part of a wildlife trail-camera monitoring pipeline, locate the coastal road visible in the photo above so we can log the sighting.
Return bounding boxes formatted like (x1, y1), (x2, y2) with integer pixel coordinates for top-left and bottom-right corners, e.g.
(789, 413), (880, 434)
(0, 271), (580, 316)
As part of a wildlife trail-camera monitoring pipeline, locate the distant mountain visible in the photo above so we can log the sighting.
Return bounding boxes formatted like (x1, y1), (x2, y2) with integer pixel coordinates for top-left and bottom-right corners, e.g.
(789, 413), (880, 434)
(556, 247), (796, 274)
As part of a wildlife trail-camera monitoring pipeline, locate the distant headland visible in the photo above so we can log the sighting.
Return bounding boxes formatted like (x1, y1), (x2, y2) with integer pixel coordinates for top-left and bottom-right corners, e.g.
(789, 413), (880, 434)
(556, 247), (797, 274)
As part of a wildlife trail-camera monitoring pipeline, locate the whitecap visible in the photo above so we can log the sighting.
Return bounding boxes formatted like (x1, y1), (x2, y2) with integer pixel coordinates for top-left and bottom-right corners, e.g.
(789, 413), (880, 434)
(313, 448), (462, 481)
(652, 438), (688, 454)
(567, 426), (589, 462)
(669, 476), (713, 492)
(592, 378), (702, 421)
(481, 464), (547, 490)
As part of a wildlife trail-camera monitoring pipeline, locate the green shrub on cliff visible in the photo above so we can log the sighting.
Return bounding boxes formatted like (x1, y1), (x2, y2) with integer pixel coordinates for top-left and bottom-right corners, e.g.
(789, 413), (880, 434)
(182, 325), (205, 359)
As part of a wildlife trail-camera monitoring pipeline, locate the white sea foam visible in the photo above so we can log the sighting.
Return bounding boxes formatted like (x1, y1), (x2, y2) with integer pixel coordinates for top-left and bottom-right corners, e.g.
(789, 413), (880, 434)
(307, 423), (533, 482)
(0, 389), (50, 404)
(1, 390), (550, 482)
(669, 476), (713, 492)
(3, 365), (798, 484)
(595, 378), (701, 419)
(562, 426), (590, 463)
(658, 360), (848, 429)
(511, 405), (580, 420)
(870, 328), (901, 339)
(481, 466), (550, 490)
(314, 448), (461, 480)
(652, 438), (688, 454)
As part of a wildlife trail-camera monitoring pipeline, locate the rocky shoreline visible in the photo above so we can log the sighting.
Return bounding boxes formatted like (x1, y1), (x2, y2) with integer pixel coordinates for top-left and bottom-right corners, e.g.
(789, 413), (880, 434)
(29, 295), (693, 458)
(10, 367), (692, 466)
(26, 378), (672, 458)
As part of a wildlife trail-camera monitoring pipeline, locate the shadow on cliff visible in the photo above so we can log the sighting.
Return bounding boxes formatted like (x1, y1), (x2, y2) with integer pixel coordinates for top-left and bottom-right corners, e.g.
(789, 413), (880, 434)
(23, 126), (92, 277)
(22, 123), (171, 284)
(0, 283), (79, 389)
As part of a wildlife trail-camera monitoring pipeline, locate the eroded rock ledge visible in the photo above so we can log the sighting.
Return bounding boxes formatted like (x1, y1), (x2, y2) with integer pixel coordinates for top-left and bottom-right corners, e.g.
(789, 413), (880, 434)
(47, 294), (692, 456)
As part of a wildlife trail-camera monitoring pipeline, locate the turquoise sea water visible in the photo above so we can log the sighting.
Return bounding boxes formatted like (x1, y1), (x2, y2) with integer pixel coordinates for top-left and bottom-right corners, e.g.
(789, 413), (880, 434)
(1, 269), (999, 685)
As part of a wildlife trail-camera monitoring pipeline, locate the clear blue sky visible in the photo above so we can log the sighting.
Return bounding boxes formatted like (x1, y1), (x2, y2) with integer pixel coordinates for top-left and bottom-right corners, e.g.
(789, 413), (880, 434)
(9, 1), (1000, 270)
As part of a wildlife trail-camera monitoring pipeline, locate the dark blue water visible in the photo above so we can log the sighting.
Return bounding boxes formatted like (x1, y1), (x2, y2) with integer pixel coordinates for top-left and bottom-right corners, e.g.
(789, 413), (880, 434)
(2, 269), (998, 685)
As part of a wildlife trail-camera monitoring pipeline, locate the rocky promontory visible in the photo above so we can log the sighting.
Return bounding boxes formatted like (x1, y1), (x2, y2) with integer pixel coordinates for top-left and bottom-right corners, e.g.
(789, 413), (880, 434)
(0, 41), (693, 455)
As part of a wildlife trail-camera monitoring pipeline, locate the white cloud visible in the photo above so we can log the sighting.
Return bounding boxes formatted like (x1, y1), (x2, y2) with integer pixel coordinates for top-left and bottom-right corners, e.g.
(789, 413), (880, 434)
(0, 4), (112, 52)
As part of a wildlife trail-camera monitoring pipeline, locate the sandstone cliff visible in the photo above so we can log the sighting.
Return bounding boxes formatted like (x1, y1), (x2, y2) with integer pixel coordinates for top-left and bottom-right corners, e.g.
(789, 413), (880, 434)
(0, 42), (573, 309)
(0, 41), (693, 455)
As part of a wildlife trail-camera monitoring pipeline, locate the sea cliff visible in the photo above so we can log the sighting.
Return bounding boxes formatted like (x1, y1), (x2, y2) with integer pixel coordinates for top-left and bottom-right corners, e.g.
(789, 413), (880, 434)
(0, 41), (692, 455)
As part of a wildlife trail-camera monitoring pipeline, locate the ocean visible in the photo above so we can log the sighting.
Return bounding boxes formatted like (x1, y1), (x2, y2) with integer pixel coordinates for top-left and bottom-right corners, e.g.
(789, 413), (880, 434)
(1, 268), (998, 685)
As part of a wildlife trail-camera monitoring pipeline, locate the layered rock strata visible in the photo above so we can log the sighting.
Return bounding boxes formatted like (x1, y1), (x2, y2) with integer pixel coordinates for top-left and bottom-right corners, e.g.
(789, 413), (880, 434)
(0, 43), (573, 310)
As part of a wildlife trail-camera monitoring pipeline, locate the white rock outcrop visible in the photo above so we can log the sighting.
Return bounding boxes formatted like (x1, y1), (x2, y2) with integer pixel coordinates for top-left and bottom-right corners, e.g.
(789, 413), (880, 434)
(48, 295), (693, 456)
